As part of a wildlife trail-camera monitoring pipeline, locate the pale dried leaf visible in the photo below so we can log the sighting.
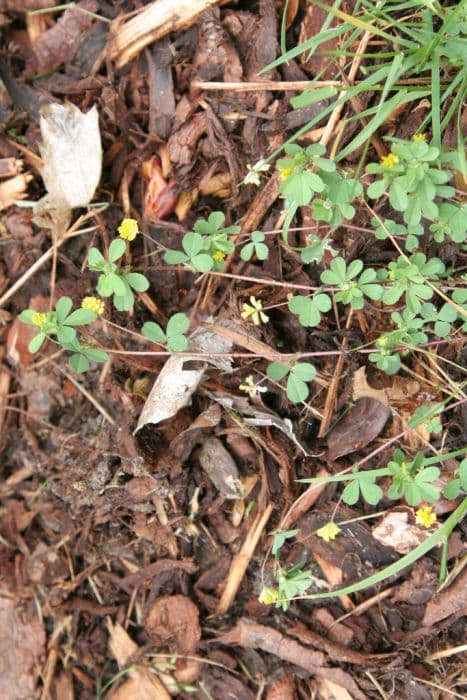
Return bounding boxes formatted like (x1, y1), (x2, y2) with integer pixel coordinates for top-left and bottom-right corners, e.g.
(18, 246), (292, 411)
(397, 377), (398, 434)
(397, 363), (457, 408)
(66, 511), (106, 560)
(352, 366), (388, 405)
(135, 328), (232, 433)
(372, 512), (427, 554)
(206, 391), (308, 455)
(34, 102), (102, 225)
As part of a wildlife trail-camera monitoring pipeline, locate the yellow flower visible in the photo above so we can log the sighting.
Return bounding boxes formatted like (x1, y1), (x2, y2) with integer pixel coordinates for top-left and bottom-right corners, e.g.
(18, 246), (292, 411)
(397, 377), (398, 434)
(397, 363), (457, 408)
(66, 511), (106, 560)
(277, 164), (293, 180)
(212, 250), (226, 262)
(81, 296), (105, 317)
(258, 586), (279, 605)
(415, 506), (437, 528)
(241, 296), (269, 326)
(31, 312), (48, 326)
(412, 133), (427, 142)
(239, 375), (267, 399)
(316, 521), (341, 542)
(118, 218), (140, 241)
(380, 153), (399, 168)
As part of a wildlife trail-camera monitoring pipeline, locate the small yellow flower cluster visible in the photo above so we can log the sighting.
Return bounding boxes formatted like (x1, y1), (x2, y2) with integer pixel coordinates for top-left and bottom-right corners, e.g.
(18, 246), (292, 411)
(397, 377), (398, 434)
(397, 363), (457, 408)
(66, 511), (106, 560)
(241, 296), (269, 326)
(415, 505), (437, 528)
(277, 164), (293, 180)
(118, 218), (140, 241)
(31, 312), (48, 326)
(380, 153), (399, 168)
(212, 250), (226, 262)
(412, 133), (427, 142)
(258, 586), (279, 605)
(239, 375), (267, 399)
(316, 521), (341, 542)
(81, 296), (105, 317)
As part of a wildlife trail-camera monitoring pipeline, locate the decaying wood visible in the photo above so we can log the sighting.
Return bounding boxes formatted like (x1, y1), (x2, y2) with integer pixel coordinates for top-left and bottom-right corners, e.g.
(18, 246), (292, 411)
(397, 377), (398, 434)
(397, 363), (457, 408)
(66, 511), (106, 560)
(108, 0), (229, 70)
(216, 619), (367, 700)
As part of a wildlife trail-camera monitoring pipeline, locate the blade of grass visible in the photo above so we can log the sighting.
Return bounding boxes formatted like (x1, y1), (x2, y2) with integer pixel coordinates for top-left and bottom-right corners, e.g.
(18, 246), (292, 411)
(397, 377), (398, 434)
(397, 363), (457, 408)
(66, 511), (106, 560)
(431, 50), (441, 149)
(293, 497), (467, 601)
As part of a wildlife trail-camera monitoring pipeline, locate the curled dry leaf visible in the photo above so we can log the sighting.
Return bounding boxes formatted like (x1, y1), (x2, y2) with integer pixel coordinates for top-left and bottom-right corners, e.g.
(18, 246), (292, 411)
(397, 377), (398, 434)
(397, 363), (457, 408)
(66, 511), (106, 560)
(135, 327), (232, 433)
(34, 102), (102, 228)
(199, 436), (244, 499)
(327, 396), (391, 461)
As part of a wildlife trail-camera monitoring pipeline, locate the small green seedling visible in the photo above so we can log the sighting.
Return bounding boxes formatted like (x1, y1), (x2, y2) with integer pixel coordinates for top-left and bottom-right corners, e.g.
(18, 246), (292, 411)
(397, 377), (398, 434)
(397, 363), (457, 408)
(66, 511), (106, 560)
(267, 361), (316, 403)
(288, 292), (332, 327)
(320, 257), (383, 309)
(19, 296), (95, 352)
(88, 239), (149, 311)
(142, 313), (190, 352)
(387, 450), (440, 506)
(165, 212), (240, 272)
(240, 231), (269, 261)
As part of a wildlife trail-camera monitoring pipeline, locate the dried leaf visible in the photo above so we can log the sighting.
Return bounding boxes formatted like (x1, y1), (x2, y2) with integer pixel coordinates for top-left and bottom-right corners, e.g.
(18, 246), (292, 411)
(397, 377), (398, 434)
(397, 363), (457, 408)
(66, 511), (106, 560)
(372, 511), (428, 555)
(135, 328), (232, 433)
(327, 397), (390, 461)
(34, 102), (102, 227)
(199, 437), (244, 498)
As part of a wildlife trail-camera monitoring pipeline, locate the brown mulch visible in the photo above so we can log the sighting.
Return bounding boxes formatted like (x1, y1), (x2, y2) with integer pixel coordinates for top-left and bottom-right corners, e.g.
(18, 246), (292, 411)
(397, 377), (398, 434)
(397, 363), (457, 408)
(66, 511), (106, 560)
(0, 2), (466, 699)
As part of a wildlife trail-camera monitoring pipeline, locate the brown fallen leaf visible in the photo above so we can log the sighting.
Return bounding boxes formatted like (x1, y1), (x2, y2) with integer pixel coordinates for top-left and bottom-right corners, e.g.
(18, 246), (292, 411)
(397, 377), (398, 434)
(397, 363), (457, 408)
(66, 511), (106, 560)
(199, 437), (244, 499)
(145, 595), (201, 655)
(265, 674), (296, 700)
(327, 396), (391, 461)
(422, 567), (467, 626)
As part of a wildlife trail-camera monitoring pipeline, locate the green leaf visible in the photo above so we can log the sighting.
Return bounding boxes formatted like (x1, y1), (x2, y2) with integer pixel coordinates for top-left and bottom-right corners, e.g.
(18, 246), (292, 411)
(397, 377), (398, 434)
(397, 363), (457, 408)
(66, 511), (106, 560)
(183, 232), (204, 257)
(98, 274), (116, 297)
(29, 332), (46, 353)
(267, 362), (289, 381)
(288, 295), (321, 327)
(142, 322), (166, 343)
(240, 242), (254, 261)
(109, 238), (126, 262)
(191, 254), (213, 272)
(342, 479), (360, 505)
(64, 309), (95, 326)
(19, 309), (36, 325)
(69, 353), (89, 373)
(57, 326), (76, 344)
(167, 313), (190, 337)
(359, 478), (383, 505)
(108, 273), (126, 297)
(272, 529), (299, 558)
(443, 479), (461, 500)
(83, 348), (109, 363)
(286, 374), (309, 403)
(167, 335), (188, 352)
(165, 250), (188, 265)
(113, 289), (134, 311)
(125, 273), (150, 292)
(367, 178), (388, 199)
(55, 296), (73, 323)
(88, 247), (105, 268)
(291, 362), (316, 382)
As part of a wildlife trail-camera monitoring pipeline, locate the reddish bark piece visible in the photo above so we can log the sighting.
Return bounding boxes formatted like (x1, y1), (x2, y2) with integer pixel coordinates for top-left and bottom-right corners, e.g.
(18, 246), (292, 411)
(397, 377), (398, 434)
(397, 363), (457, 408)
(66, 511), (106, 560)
(30, 0), (98, 75)
(265, 674), (296, 700)
(142, 156), (177, 221)
(145, 595), (201, 655)
(327, 397), (391, 461)
(0, 592), (45, 700)
(216, 619), (366, 700)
